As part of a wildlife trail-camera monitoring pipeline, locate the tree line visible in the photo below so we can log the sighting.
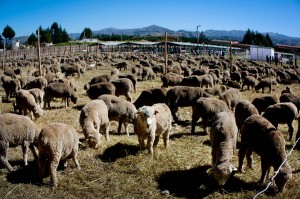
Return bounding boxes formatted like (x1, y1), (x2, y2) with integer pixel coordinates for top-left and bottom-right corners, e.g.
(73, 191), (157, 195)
(242, 29), (273, 47)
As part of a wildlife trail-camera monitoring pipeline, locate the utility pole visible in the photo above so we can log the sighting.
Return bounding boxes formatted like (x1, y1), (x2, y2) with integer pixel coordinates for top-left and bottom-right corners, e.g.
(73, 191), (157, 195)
(196, 25), (201, 55)
(230, 38), (233, 74)
(164, 32), (168, 75)
(37, 28), (42, 76)
(2, 41), (5, 70)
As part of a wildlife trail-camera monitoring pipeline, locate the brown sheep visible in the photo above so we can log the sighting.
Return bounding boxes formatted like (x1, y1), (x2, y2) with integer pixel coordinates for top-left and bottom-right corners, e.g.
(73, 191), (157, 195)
(79, 100), (110, 149)
(134, 87), (168, 109)
(238, 115), (292, 192)
(38, 123), (80, 187)
(118, 73), (137, 92)
(241, 75), (258, 91)
(280, 93), (300, 112)
(252, 95), (279, 114)
(1, 75), (20, 100)
(262, 102), (298, 141)
(84, 74), (118, 90)
(110, 78), (134, 102)
(0, 113), (40, 171)
(219, 88), (240, 111)
(98, 94), (137, 136)
(44, 82), (78, 109)
(204, 85), (227, 97)
(25, 76), (48, 91)
(209, 111), (238, 186)
(191, 97), (229, 134)
(166, 86), (212, 124)
(254, 78), (277, 93)
(161, 73), (183, 88)
(234, 100), (259, 131)
(27, 88), (44, 109)
(86, 82), (116, 100)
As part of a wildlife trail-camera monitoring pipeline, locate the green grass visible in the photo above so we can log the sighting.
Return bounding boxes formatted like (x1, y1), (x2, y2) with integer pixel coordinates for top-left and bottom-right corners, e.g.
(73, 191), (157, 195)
(0, 56), (299, 199)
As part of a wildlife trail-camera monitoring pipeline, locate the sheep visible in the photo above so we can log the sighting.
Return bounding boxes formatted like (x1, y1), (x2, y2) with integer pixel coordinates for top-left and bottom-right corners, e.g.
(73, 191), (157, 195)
(180, 75), (202, 87)
(161, 73), (183, 88)
(224, 80), (242, 89)
(166, 86), (212, 124)
(110, 78), (134, 102)
(79, 100), (110, 149)
(14, 89), (43, 120)
(238, 115), (292, 192)
(234, 100), (259, 131)
(241, 75), (258, 91)
(281, 86), (293, 95)
(38, 123), (80, 187)
(118, 73), (137, 92)
(25, 76), (48, 91)
(141, 67), (155, 81)
(204, 85), (227, 97)
(252, 95), (279, 114)
(191, 97), (229, 134)
(134, 87), (168, 109)
(0, 113), (40, 171)
(262, 102), (298, 141)
(1, 75), (20, 100)
(44, 82), (78, 109)
(280, 93), (300, 112)
(219, 88), (240, 111)
(27, 88), (44, 108)
(296, 118), (300, 149)
(86, 82), (116, 100)
(209, 111), (238, 186)
(84, 74), (118, 90)
(254, 78), (277, 93)
(61, 64), (85, 78)
(4, 66), (17, 78)
(98, 94), (136, 136)
(134, 104), (172, 154)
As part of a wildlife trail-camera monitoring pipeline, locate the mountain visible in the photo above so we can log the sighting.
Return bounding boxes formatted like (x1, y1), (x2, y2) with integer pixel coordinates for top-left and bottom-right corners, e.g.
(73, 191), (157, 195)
(54, 25), (300, 46)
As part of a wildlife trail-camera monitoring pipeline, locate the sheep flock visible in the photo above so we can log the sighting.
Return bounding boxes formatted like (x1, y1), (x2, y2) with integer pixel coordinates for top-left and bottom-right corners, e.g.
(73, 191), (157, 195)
(0, 51), (299, 198)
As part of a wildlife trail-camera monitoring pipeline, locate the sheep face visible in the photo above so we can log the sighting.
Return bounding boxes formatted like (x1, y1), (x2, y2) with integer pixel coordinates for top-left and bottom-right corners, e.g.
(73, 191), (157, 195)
(87, 130), (101, 149)
(71, 94), (78, 104)
(33, 106), (43, 119)
(209, 162), (234, 186)
(137, 107), (157, 130)
(275, 168), (292, 192)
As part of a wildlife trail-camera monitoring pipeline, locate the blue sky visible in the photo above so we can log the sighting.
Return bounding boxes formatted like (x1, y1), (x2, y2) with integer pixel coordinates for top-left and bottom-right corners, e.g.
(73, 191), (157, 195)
(1, 0), (300, 38)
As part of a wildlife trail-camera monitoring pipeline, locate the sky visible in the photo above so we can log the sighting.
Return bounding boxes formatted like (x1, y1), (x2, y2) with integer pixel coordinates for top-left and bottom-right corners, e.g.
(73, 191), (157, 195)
(1, 0), (300, 38)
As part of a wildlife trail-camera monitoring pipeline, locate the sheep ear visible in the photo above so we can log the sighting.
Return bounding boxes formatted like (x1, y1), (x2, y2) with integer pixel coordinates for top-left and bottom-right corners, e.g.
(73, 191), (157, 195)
(154, 110), (159, 115)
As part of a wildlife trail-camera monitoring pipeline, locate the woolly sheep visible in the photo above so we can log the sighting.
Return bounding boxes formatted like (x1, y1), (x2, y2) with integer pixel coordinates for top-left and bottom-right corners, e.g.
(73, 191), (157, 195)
(161, 73), (183, 88)
(254, 78), (277, 93)
(86, 82), (116, 100)
(1, 75), (20, 100)
(98, 94), (136, 136)
(84, 74), (118, 90)
(280, 93), (300, 112)
(38, 123), (80, 187)
(252, 95), (279, 114)
(166, 86), (212, 124)
(191, 97), (229, 134)
(262, 102), (298, 141)
(219, 88), (240, 111)
(204, 85), (227, 97)
(0, 113), (40, 171)
(241, 75), (258, 91)
(238, 115), (292, 192)
(110, 78), (134, 102)
(209, 111), (238, 186)
(234, 100), (259, 131)
(79, 100), (110, 149)
(25, 76), (48, 91)
(134, 104), (172, 154)
(27, 88), (44, 109)
(134, 87), (168, 109)
(15, 89), (43, 120)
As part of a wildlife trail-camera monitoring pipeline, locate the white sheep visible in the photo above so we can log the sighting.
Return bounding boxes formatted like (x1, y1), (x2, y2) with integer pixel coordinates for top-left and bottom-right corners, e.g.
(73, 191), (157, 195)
(38, 123), (80, 187)
(0, 113), (40, 171)
(134, 103), (172, 154)
(79, 100), (110, 149)
(209, 111), (238, 186)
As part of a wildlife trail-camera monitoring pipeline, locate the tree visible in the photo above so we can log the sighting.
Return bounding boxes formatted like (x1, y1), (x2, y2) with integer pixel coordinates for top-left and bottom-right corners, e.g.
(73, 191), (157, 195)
(265, 33), (273, 47)
(80, 28), (93, 39)
(2, 25), (15, 47)
(0, 35), (3, 49)
(242, 29), (273, 47)
(61, 28), (70, 42)
(51, 22), (62, 44)
(27, 33), (38, 45)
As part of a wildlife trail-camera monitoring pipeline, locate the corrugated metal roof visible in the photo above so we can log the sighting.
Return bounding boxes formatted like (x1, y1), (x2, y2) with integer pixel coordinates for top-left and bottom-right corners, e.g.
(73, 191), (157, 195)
(98, 41), (126, 46)
(126, 41), (158, 45)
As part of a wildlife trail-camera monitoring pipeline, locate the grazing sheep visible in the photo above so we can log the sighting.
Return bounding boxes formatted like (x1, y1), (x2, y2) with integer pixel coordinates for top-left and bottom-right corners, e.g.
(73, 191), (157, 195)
(38, 123), (80, 187)
(25, 76), (48, 91)
(0, 113), (40, 171)
(118, 73), (137, 92)
(280, 93), (300, 112)
(84, 74), (118, 90)
(252, 95), (279, 114)
(134, 104), (172, 154)
(79, 100), (110, 149)
(15, 89), (43, 120)
(224, 80), (242, 89)
(44, 82), (78, 109)
(219, 88), (240, 111)
(166, 86), (212, 124)
(238, 115), (292, 192)
(209, 111), (238, 186)
(1, 75), (20, 100)
(262, 102), (298, 141)
(86, 82), (116, 100)
(98, 94), (136, 136)
(191, 97), (229, 134)
(255, 78), (276, 93)
(27, 88), (44, 108)
(241, 76), (258, 91)
(234, 100), (259, 131)
(281, 86), (293, 95)
(134, 87), (168, 109)
(61, 64), (85, 78)
(204, 85), (227, 97)
(110, 78), (134, 102)
(141, 67), (155, 81)
(161, 73), (183, 88)
(4, 66), (17, 78)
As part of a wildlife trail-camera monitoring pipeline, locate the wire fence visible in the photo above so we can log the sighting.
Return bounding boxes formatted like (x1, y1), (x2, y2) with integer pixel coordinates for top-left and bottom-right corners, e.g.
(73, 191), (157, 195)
(253, 136), (300, 199)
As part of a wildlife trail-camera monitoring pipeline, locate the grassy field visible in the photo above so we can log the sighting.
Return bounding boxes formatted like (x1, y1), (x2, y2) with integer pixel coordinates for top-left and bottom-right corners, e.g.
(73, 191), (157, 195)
(0, 57), (299, 199)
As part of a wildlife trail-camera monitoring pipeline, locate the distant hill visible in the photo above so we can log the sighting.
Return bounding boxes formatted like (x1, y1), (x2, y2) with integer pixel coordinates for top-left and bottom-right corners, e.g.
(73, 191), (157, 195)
(18, 25), (300, 46)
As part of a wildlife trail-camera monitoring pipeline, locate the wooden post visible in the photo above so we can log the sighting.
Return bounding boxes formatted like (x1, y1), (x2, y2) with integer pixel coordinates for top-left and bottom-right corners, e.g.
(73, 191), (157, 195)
(2, 41), (5, 70)
(229, 39), (233, 74)
(164, 32), (168, 75)
(37, 28), (42, 76)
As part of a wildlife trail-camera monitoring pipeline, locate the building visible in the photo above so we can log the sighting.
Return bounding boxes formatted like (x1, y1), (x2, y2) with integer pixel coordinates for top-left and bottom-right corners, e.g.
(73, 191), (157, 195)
(246, 46), (274, 61)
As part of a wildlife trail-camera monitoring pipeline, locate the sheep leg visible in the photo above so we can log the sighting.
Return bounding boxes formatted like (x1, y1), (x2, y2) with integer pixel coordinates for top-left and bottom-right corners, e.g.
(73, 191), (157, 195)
(38, 153), (47, 183)
(246, 149), (254, 169)
(117, 119), (123, 134)
(191, 109), (200, 134)
(138, 136), (145, 151)
(101, 124), (110, 142)
(124, 123), (129, 136)
(147, 134), (155, 154)
(163, 129), (170, 148)
(49, 157), (60, 187)
(153, 135), (160, 148)
(238, 146), (248, 172)
(21, 143), (29, 166)
(29, 144), (38, 160)
(287, 122), (294, 141)
(258, 159), (269, 186)
(0, 145), (13, 171)
(170, 106), (180, 124)
(71, 150), (81, 170)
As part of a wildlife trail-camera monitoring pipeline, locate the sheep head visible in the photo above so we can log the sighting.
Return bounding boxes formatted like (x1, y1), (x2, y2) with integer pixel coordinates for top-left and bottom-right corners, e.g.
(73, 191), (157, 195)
(208, 162), (236, 186)
(275, 164), (292, 192)
(136, 106), (158, 129)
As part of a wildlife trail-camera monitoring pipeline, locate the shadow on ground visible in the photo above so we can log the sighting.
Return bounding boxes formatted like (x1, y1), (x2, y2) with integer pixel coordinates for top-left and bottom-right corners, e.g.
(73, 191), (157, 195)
(156, 165), (277, 198)
(97, 142), (139, 162)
